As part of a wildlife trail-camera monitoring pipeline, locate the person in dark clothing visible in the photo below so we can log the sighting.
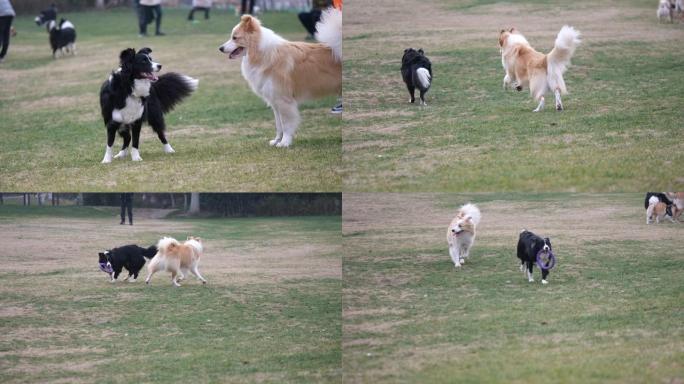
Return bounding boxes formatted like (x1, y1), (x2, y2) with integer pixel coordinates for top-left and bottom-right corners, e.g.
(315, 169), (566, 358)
(188, 0), (212, 21)
(120, 193), (133, 225)
(138, 0), (164, 36)
(240, 0), (254, 15)
(298, 0), (331, 39)
(0, 0), (15, 63)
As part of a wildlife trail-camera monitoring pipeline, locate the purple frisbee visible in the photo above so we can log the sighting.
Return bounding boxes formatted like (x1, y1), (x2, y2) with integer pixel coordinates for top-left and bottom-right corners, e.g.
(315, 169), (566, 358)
(99, 262), (113, 274)
(536, 250), (556, 270)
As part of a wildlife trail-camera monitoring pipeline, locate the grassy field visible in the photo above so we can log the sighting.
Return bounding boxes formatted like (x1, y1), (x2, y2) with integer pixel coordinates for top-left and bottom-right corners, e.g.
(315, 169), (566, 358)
(342, 0), (684, 191)
(342, 193), (684, 383)
(0, 205), (341, 383)
(0, 9), (341, 192)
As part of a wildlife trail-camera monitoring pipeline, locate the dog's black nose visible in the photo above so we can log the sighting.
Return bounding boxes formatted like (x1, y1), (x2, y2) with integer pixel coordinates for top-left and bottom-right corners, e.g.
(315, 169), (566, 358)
(158, 64), (162, 70)
(219, 46), (224, 53)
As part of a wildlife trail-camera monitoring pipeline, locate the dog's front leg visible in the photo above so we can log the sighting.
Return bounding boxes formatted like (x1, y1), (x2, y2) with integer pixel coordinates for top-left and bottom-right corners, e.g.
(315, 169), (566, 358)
(130, 120), (144, 161)
(449, 244), (461, 268)
(191, 265), (208, 284)
(102, 120), (120, 163)
(269, 106), (283, 146)
(526, 262), (535, 282)
(541, 268), (549, 285)
(554, 89), (563, 111)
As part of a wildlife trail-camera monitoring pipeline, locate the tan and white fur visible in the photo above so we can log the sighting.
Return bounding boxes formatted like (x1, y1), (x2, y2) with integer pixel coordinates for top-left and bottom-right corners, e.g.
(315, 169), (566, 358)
(446, 203), (481, 268)
(658, 0), (675, 22)
(219, 8), (342, 147)
(145, 236), (207, 287)
(646, 196), (676, 224)
(499, 26), (581, 112)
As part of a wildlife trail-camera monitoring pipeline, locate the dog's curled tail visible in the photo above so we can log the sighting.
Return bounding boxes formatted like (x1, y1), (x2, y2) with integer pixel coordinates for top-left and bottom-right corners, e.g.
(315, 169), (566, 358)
(315, 7), (342, 62)
(152, 73), (199, 114)
(143, 245), (159, 259)
(416, 67), (431, 90)
(460, 203), (481, 226)
(157, 236), (180, 254)
(547, 25), (580, 94)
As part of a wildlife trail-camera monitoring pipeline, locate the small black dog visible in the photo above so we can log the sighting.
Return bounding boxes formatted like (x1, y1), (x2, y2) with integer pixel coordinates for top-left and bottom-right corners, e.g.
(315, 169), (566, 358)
(517, 229), (553, 284)
(98, 245), (158, 282)
(99, 47), (198, 163)
(401, 48), (432, 105)
(35, 5), (77, 58)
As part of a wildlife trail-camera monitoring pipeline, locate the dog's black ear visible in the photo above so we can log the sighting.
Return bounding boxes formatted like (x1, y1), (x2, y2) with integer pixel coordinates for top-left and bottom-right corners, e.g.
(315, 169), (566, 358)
(119, 48), (135, 65)
(138, 47), (152, 55)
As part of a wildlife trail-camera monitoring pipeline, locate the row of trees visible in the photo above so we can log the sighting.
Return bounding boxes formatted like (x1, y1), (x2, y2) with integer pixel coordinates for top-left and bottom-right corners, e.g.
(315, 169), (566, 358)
(0, 193), (341, 217)
(13, 0), (312, 13)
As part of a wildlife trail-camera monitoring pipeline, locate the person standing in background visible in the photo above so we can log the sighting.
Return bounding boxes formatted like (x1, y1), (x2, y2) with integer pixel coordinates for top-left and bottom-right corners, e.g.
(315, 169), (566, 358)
(298, 0), (331, 40)
(188, 0), (212, 21)
(240, 0), (254, 15)
(139, 0), (165, 36)
(120, 193), (133, 225)
(0, 0), (15, 63)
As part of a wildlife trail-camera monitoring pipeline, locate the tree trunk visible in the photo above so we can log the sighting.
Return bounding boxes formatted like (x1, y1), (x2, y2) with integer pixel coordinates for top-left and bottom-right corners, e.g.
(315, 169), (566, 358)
(169, 193), (176, 209)
(96, 0), (105, 9)
(189, 193), (200, 214)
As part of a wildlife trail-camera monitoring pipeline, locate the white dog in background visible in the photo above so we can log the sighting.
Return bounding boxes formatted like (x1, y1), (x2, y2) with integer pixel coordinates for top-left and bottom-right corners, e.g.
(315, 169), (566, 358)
(446, 203), (481, 268)
(658, 0), (675, 22)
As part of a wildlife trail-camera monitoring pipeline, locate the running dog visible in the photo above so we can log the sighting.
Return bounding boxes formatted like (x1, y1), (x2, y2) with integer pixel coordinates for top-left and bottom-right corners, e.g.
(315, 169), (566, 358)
(35, 5), (77, 58)
(98, 244), (157, 283)
(499, 26), (581, 112)
(401, 48), (432, 105)
(517, 230), (553, 284)
(145, 236), (206, 287)
(218, 7), (342, 147)
(645, 192), (677, 224)
(446, 203), (481, 268)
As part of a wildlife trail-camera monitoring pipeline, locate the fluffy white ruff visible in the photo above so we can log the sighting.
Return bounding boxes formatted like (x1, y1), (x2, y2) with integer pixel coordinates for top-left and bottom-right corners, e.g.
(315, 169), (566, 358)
(315, 7), (342, 62)
(416, 68), (431, 90)
(60, 20), (75, 30)
(547, 25), (581, 94)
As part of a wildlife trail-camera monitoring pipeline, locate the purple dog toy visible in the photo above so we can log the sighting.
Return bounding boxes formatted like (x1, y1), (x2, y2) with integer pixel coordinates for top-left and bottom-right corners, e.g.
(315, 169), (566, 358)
(99, 262), (114, 274)
(536, 249), (556, 270)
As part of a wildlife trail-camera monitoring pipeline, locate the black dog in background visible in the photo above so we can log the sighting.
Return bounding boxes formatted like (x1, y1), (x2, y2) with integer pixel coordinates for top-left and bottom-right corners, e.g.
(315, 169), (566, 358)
(517, 229), (553, 284)
(401, 48), (432, 105)
(98, 245), (158, 282)
(644, 192), (674, 217)
(35, 4), (77, 58)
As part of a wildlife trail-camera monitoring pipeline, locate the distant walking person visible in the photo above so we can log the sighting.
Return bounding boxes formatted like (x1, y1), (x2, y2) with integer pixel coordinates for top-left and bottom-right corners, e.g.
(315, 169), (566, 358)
(0, 0), (15, 63)
(139, 0), (164, 36)
(188, 0), (212, 21)
(120, 193), (133, 225)
(240, 0), (254, 15)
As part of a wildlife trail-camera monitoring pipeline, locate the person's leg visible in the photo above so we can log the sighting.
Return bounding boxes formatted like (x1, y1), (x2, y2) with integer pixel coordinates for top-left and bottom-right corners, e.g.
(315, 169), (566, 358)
(0, 16), (13, 60)
(298, 12), (317, 37)
(154, 5), (164, 35)
(188, 7), (195, 20)
(249, 0), (255, 14)
(126, 195), (133, 225)
(120, 194), (126, 224)
(241, 0), (247, 15)
(204, 7), (210, 19)
(138, 6), (148, 35)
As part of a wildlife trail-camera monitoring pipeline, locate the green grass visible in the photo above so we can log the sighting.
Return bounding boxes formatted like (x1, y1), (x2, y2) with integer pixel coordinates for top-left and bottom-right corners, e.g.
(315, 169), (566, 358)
(342, 193), (684, 383)
(342, 0), (684, 191)
(0, 9), (341, 191)
(0, 207), (342, 383)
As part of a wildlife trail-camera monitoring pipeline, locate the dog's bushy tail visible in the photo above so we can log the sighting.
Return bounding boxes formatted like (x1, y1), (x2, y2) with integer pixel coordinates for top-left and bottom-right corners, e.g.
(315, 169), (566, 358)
(415, 67), (431, 90)
(460, 203), (481, 225)
(151, 73), (199, 114)
(547, 25), (580, 94)
(143, 245), (158, 259)
(157, 237), (180, 254)
(315, 7), (342, 62)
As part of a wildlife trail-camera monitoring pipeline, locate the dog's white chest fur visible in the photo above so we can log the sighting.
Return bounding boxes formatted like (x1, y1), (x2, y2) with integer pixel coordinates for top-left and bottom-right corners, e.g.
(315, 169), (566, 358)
(112, 79), (151, 124)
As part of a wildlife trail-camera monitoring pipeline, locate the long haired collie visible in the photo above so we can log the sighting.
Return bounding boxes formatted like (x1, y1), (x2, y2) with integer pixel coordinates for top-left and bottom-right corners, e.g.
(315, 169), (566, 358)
(499, 26), (581, 112)
(99, 48), (198, 163)
(219, 7), (342, 147)
(145, 236), (206, 287)
(446, 203), (481, 268)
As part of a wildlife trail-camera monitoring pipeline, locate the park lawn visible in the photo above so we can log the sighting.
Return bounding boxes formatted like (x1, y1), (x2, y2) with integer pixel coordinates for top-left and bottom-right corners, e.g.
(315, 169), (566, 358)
(342, 193), (684, 383)
(342, 0), (684, 191)
(0, 205), (342, 383)
(0, 9), (341, 192)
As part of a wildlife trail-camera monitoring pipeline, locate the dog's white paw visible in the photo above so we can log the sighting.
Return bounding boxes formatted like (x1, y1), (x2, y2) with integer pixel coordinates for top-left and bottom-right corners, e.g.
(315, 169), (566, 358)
(269, 139), (281, 146)
(275, 139), (292, 148)
(163, 143), (175, 154)
(528, 278), (535, 283)
(459, 258), (465, 265)
(453, 263), (461, 268)
(102, 147), (113, 164)
(541, 279), (548, 285)
(113, 149), (128, 159)
(131, 148), (143, 161)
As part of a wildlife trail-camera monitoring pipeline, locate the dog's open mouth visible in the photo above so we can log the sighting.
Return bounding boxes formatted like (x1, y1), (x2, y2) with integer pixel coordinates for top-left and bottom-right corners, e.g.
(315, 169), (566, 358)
(141, 72), (159, 82)
(229, 47), (245, 59)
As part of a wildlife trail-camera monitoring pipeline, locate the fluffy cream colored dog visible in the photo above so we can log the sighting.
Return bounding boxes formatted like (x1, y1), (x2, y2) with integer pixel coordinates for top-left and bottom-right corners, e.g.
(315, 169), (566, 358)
(446, 204), (481, 268)
(145, 236), (206, 287)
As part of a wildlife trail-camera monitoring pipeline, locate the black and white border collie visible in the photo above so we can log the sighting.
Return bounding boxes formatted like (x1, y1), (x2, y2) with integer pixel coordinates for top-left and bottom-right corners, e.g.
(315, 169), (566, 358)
(517, 229), (553, 285)
(99, 48), (198, 163)
(401, 48), (432, 106)
(35, 6), (77, 58)
(98, 244), (158, 283)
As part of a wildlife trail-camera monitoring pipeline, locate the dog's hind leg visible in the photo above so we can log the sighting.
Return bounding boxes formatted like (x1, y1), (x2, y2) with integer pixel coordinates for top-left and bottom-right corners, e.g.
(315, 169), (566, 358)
(527, 262), (535, 282)
(130, 120), (144, 161)
(407, 84), (416, 103)
(533, 96), (545, 113)
(274, 99), (300, 148)
(148, 101), (175, 154)
(419, 89), (428, 106)
(554, 89), (563, 111)
(269, 107), (284, 146)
